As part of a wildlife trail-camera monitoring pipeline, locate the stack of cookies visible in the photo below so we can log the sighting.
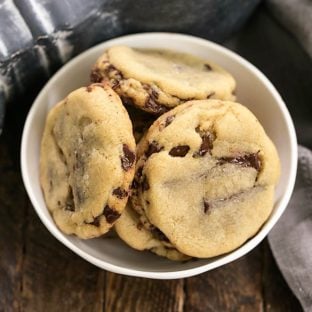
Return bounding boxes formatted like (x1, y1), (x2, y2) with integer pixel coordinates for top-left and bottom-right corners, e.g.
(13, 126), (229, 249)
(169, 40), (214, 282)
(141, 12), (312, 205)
(40, 46), (280, 260)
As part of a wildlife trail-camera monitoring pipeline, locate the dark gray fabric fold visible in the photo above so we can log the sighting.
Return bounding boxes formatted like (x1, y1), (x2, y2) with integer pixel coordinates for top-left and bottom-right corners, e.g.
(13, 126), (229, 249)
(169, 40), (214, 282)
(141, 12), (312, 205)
(267, 0), (312, 57)
(269, 146), (312, 312)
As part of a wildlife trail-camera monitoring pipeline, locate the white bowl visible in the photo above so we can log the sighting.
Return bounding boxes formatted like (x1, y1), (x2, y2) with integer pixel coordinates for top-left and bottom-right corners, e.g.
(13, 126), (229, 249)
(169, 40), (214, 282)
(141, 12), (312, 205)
(21, 33), (297, 279)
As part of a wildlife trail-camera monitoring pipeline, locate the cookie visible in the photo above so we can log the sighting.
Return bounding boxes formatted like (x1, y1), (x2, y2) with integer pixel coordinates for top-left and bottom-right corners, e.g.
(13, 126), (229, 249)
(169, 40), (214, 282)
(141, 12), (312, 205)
(131, 99), (280, 258)
(40, 83), (136, 239)
(115, 203), (190, 261)
(91, 46), (236, 114)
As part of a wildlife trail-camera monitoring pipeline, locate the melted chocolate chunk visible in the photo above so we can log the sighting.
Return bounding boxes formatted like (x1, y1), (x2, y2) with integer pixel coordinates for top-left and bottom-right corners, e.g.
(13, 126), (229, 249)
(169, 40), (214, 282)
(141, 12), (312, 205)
(151, 89), (159, 100)
(121, 144), (135, 171)
(105, 64), (124, 80)
(86, 85), (93, 92)
(131, 179), (139, 190)
(103, 205), (121, 224)
(164, 115), (175, 127)
(112, 187), (128, 199)
(145, 96), (169, 114)
(204, 63), (212, 71)
(194, 133), (215, 157)
(218, 153), (261, 171)
(193, 128), (215, 157)
(169, 145), (190, 157)
(111, 80), (120, 90)
(90, 69), (103, 83)
(65, 186), (75, 211)
(150, 226), (170, 242)
(141, 175), (150, 191)
(89, 216), (101, 227)
(203, 200), (210, 213)
(145, 141), (163, 157)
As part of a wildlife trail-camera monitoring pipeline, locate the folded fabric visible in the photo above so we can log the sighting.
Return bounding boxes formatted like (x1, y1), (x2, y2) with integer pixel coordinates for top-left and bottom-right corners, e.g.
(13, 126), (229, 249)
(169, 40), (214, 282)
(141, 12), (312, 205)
(267, 0), (312, 58)
(269, 145), (312, 312)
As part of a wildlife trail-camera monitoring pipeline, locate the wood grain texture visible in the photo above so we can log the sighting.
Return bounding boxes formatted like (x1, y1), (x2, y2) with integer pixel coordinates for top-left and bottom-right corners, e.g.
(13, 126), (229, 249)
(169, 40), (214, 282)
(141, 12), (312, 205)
(105, 273), (184, 312)
(185, 248), (263, 312)
(0, 121), (28, 312)
(19, 205), (102, 312)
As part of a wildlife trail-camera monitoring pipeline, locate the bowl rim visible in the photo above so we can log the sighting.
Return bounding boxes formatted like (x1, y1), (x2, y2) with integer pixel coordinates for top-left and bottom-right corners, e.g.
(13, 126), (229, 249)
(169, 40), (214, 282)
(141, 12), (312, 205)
(21, 32), (298, 279)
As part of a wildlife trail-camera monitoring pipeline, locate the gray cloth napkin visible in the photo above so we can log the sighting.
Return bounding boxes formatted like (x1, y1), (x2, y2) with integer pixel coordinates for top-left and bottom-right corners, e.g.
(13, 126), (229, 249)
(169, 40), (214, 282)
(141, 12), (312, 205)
(266, 0), (312, 58)
(265, 1), (312, 310)
(269, 146), (312, 311)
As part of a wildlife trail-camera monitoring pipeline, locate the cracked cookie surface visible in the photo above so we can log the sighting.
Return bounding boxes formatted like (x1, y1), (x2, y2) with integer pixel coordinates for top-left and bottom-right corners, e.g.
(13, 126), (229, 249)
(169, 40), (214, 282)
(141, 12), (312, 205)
(91, 46), (236, 114)
(131, 100), (280, 258)
(40, 84), (136, 239)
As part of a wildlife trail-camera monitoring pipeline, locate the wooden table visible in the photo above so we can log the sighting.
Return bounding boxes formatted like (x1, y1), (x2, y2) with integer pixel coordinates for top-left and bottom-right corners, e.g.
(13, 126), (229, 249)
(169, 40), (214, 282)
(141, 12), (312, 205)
(0, 6), (309, 311)
(0, 94), (302, 312)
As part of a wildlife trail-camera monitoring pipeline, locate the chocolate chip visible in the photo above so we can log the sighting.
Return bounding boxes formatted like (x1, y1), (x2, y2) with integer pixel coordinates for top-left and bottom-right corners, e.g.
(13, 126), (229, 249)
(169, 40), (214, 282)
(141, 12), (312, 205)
(89, 216), (101, 227)
(142, 84), (169, 114)
(112, 187), (128, 199)
(90, 69), (102, 83)
(131, 179), (139, 190)
(145, 141), (163, 157)
(57, 200), (61, 206)
(103, 205), (120, 224)
(111, 80), (120, 90)
(65, 186), (75, 211)
(164, 115), (175, 127)
(150, 226), (169, 242)
(204, 64), (212, 71)
(145, 96), (169, 114)
(203, 200), (210, 213)
(151, 89), (159, 100)
(195, 133), (214, 157)
(137, 222), (143, 230)
(193, 128), (215, 157)
(207, 92), (215, 99)
(141, 175), (150, 191)
(121, 144), (135, 171)
(218, 152), (261, 171)
(169, 145), (190, 157)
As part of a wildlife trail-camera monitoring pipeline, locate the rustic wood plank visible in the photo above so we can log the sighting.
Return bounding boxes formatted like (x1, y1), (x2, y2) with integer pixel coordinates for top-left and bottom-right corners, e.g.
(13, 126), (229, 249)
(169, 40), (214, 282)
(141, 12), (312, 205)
(263, 242), (302, 312)
(0, 119), (28, 311)
(184, 246), (263, 312)
(105, 272), (184, 312)
(19, 204), (103, 312)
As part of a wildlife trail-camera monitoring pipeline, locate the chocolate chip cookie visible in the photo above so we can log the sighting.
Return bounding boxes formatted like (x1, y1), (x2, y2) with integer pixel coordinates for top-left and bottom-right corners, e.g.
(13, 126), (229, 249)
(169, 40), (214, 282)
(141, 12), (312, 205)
(91, 46), (236, 114)
(115, 203), (190, 261)
(40, 84), (136, 239)
(131, 99), (280, 258)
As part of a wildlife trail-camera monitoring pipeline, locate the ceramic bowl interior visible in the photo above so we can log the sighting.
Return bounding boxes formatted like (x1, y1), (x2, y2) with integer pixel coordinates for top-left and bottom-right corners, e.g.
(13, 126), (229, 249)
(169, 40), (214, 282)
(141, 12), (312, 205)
(21, 33), (297, 279)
